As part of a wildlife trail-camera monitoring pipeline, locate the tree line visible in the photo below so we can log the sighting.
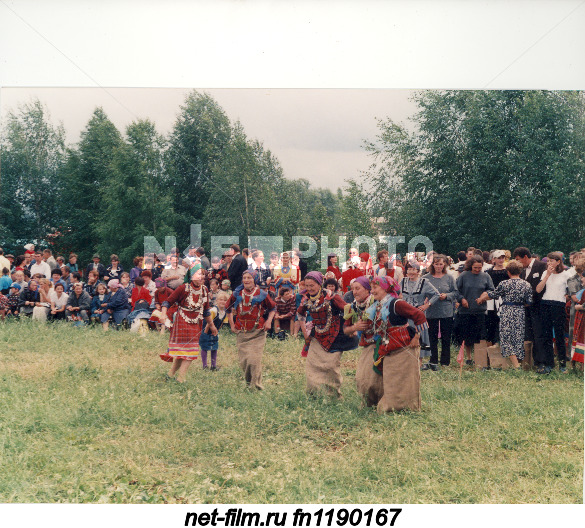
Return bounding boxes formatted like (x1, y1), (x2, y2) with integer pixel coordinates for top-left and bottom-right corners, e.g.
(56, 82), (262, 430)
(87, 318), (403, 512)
(0, 91), (375, 270)
(2, 90), (583, 271)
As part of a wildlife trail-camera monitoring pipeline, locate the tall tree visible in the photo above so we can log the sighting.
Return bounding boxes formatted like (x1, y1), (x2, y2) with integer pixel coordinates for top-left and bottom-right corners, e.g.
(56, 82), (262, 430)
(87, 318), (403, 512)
(166, 91), (232, 244)
(94, 119), (177, 266)
(59, 108), (124, 263)
(0, 99), (66, 249)
(365, 90), (585, 256)
(203, 123), (280, 243)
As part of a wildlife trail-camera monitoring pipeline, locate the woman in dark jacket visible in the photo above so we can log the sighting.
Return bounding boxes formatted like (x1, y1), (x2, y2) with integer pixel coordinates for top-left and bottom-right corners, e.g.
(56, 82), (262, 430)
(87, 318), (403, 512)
(102, 279), (130, 330)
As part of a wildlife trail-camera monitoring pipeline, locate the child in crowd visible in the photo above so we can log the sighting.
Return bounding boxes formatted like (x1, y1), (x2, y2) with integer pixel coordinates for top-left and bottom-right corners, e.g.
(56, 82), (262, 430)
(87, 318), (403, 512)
(90, 282), (111, 324)
(220, 279), (232, 297)
(6, 283), (21, 316)
(199, 291), (229, 370)
(273, 285), (296, 340)
(0, 267), (12, 294)
(208, 278), (220, 306)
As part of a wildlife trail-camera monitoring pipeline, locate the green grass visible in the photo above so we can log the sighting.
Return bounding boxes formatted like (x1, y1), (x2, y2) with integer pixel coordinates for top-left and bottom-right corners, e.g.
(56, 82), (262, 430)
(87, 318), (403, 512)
(0, 319), (583, 504)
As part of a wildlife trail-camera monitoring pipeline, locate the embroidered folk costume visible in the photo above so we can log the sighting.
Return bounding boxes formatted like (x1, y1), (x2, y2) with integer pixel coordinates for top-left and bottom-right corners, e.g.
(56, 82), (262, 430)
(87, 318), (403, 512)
(227, 270), (276, 390)
(160, 264), (217, 383)
(343, 276), (379, 405)
(162, 281), (211, 359)
(297, 271), (357, 397)
(362, 276), (427, 412)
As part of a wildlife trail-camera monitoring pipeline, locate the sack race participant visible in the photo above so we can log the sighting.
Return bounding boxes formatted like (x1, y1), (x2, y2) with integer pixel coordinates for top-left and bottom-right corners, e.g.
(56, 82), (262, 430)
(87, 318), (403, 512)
(297, 271), (358, 398)
(160, 265), (217, 383)
(365, 276), (428, 412)
(227, 269), (276, 390)
(343, 276), (379, 406)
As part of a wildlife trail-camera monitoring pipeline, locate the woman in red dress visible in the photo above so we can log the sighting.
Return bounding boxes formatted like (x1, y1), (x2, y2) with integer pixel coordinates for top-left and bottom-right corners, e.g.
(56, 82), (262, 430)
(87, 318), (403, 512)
(227, 269), (276, 390)
(160, 265), (217, 383)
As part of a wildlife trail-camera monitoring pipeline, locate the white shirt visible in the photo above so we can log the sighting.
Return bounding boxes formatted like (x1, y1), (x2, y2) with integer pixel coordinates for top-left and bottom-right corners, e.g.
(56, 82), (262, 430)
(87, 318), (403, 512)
(50, 290), (68, 310)
(29, 261), (52, 278)
(524, 258), (536, 279)
(541, 269), (572, 303)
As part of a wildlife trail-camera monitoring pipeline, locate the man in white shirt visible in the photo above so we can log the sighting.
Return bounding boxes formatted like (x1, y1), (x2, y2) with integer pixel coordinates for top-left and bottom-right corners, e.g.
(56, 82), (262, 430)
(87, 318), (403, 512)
(29, 251), (52, 278)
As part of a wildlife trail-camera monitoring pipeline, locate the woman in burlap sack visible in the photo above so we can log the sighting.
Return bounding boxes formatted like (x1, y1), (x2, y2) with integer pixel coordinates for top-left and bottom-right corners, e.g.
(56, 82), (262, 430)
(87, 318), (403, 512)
(365, 276), (428, 412)
(227, 269), (276, 390)
(297, 271), (358, 398)
(342, 276), (379, 406)
(160, 264), (217, 383)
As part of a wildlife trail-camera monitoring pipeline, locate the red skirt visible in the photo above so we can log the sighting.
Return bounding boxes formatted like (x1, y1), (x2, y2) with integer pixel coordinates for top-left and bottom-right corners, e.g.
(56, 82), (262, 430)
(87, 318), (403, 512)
(166, 310), (202, 360)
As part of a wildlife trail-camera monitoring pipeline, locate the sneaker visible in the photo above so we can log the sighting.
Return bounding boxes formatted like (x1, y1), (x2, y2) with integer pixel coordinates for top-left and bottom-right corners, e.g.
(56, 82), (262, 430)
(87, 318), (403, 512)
(559, 366), (568, 374)
(277, 330), (286, 341)
(465, 359), (474, 366)
(210, 366), (221, 371)
(428, 363), (440, 371)
(420, 363), (431, 371)
(536, 366), (552, 375)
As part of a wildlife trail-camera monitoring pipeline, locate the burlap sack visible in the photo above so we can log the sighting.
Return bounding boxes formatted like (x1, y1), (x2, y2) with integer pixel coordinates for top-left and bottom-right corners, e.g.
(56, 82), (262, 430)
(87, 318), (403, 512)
(377, 345), (421, 413)
(237, 328), (266, 390)
(487, 343), (511, 370)
(305, 339), (343, 398)
(474, 340), (489, 368)
(522, 341), (534, 371)
(355, 344), (384, 407)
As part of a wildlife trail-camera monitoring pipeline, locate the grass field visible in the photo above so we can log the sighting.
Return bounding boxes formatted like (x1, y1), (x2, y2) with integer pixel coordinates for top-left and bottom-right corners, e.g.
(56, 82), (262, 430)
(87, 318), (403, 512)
(0, 319), (583, 504)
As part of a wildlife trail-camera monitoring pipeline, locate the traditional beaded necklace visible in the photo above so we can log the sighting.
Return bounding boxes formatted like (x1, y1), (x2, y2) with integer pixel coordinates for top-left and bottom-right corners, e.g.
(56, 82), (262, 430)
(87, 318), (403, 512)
(305, 290), (334, 335)
(179, 283), (207, 324)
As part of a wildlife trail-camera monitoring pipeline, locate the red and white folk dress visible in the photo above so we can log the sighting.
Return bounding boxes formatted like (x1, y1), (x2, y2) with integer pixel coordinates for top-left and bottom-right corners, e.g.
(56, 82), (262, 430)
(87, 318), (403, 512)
(162, 283), (211, 359)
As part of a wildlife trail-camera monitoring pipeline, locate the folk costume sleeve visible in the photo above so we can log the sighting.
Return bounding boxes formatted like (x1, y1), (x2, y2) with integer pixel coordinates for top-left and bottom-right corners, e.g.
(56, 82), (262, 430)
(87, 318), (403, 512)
(394, 299), (428, 331)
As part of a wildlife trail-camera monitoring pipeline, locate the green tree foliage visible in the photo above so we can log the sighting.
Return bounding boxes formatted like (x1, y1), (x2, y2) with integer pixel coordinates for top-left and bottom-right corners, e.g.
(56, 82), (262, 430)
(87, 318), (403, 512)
(166, 91), (232, 242)
(0, 100), (66, 249)
(365, 90), (585, 256)
(94, 119), (177, 265)
(59, 108), (124, 263)
(203, 123), (280, 240)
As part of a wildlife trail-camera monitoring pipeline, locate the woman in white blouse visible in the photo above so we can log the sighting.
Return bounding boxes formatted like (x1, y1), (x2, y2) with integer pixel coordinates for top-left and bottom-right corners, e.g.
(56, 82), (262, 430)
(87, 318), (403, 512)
(49, 282), (68, 321)
(536, 252), (572, 373)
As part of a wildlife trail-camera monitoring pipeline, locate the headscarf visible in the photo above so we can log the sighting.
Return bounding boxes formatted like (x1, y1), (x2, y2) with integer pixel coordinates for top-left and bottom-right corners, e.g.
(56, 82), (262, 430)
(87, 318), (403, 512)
(305, 271), (323, 285)
(371, 276), (400, 298)
(184, 262), (202, 283)
(242, 268), (260, 284)
(154, 277), (167, 288)
(353, 275), (371, 291)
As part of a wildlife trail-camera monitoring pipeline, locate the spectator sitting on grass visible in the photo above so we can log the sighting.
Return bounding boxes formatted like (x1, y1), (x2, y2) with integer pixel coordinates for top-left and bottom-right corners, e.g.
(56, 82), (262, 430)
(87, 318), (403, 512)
(66, 282), (92, 323)
(49, 282), (68, 322)
(19, 280), (40, 317)
(90, 282), (111, 324)
(102, 279), (130, 331)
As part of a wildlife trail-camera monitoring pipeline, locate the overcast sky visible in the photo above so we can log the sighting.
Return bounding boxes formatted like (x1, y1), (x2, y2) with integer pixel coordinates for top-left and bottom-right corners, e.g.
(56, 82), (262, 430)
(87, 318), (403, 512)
(1, 1), (583, 192)
(0, 87), (418, 190)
